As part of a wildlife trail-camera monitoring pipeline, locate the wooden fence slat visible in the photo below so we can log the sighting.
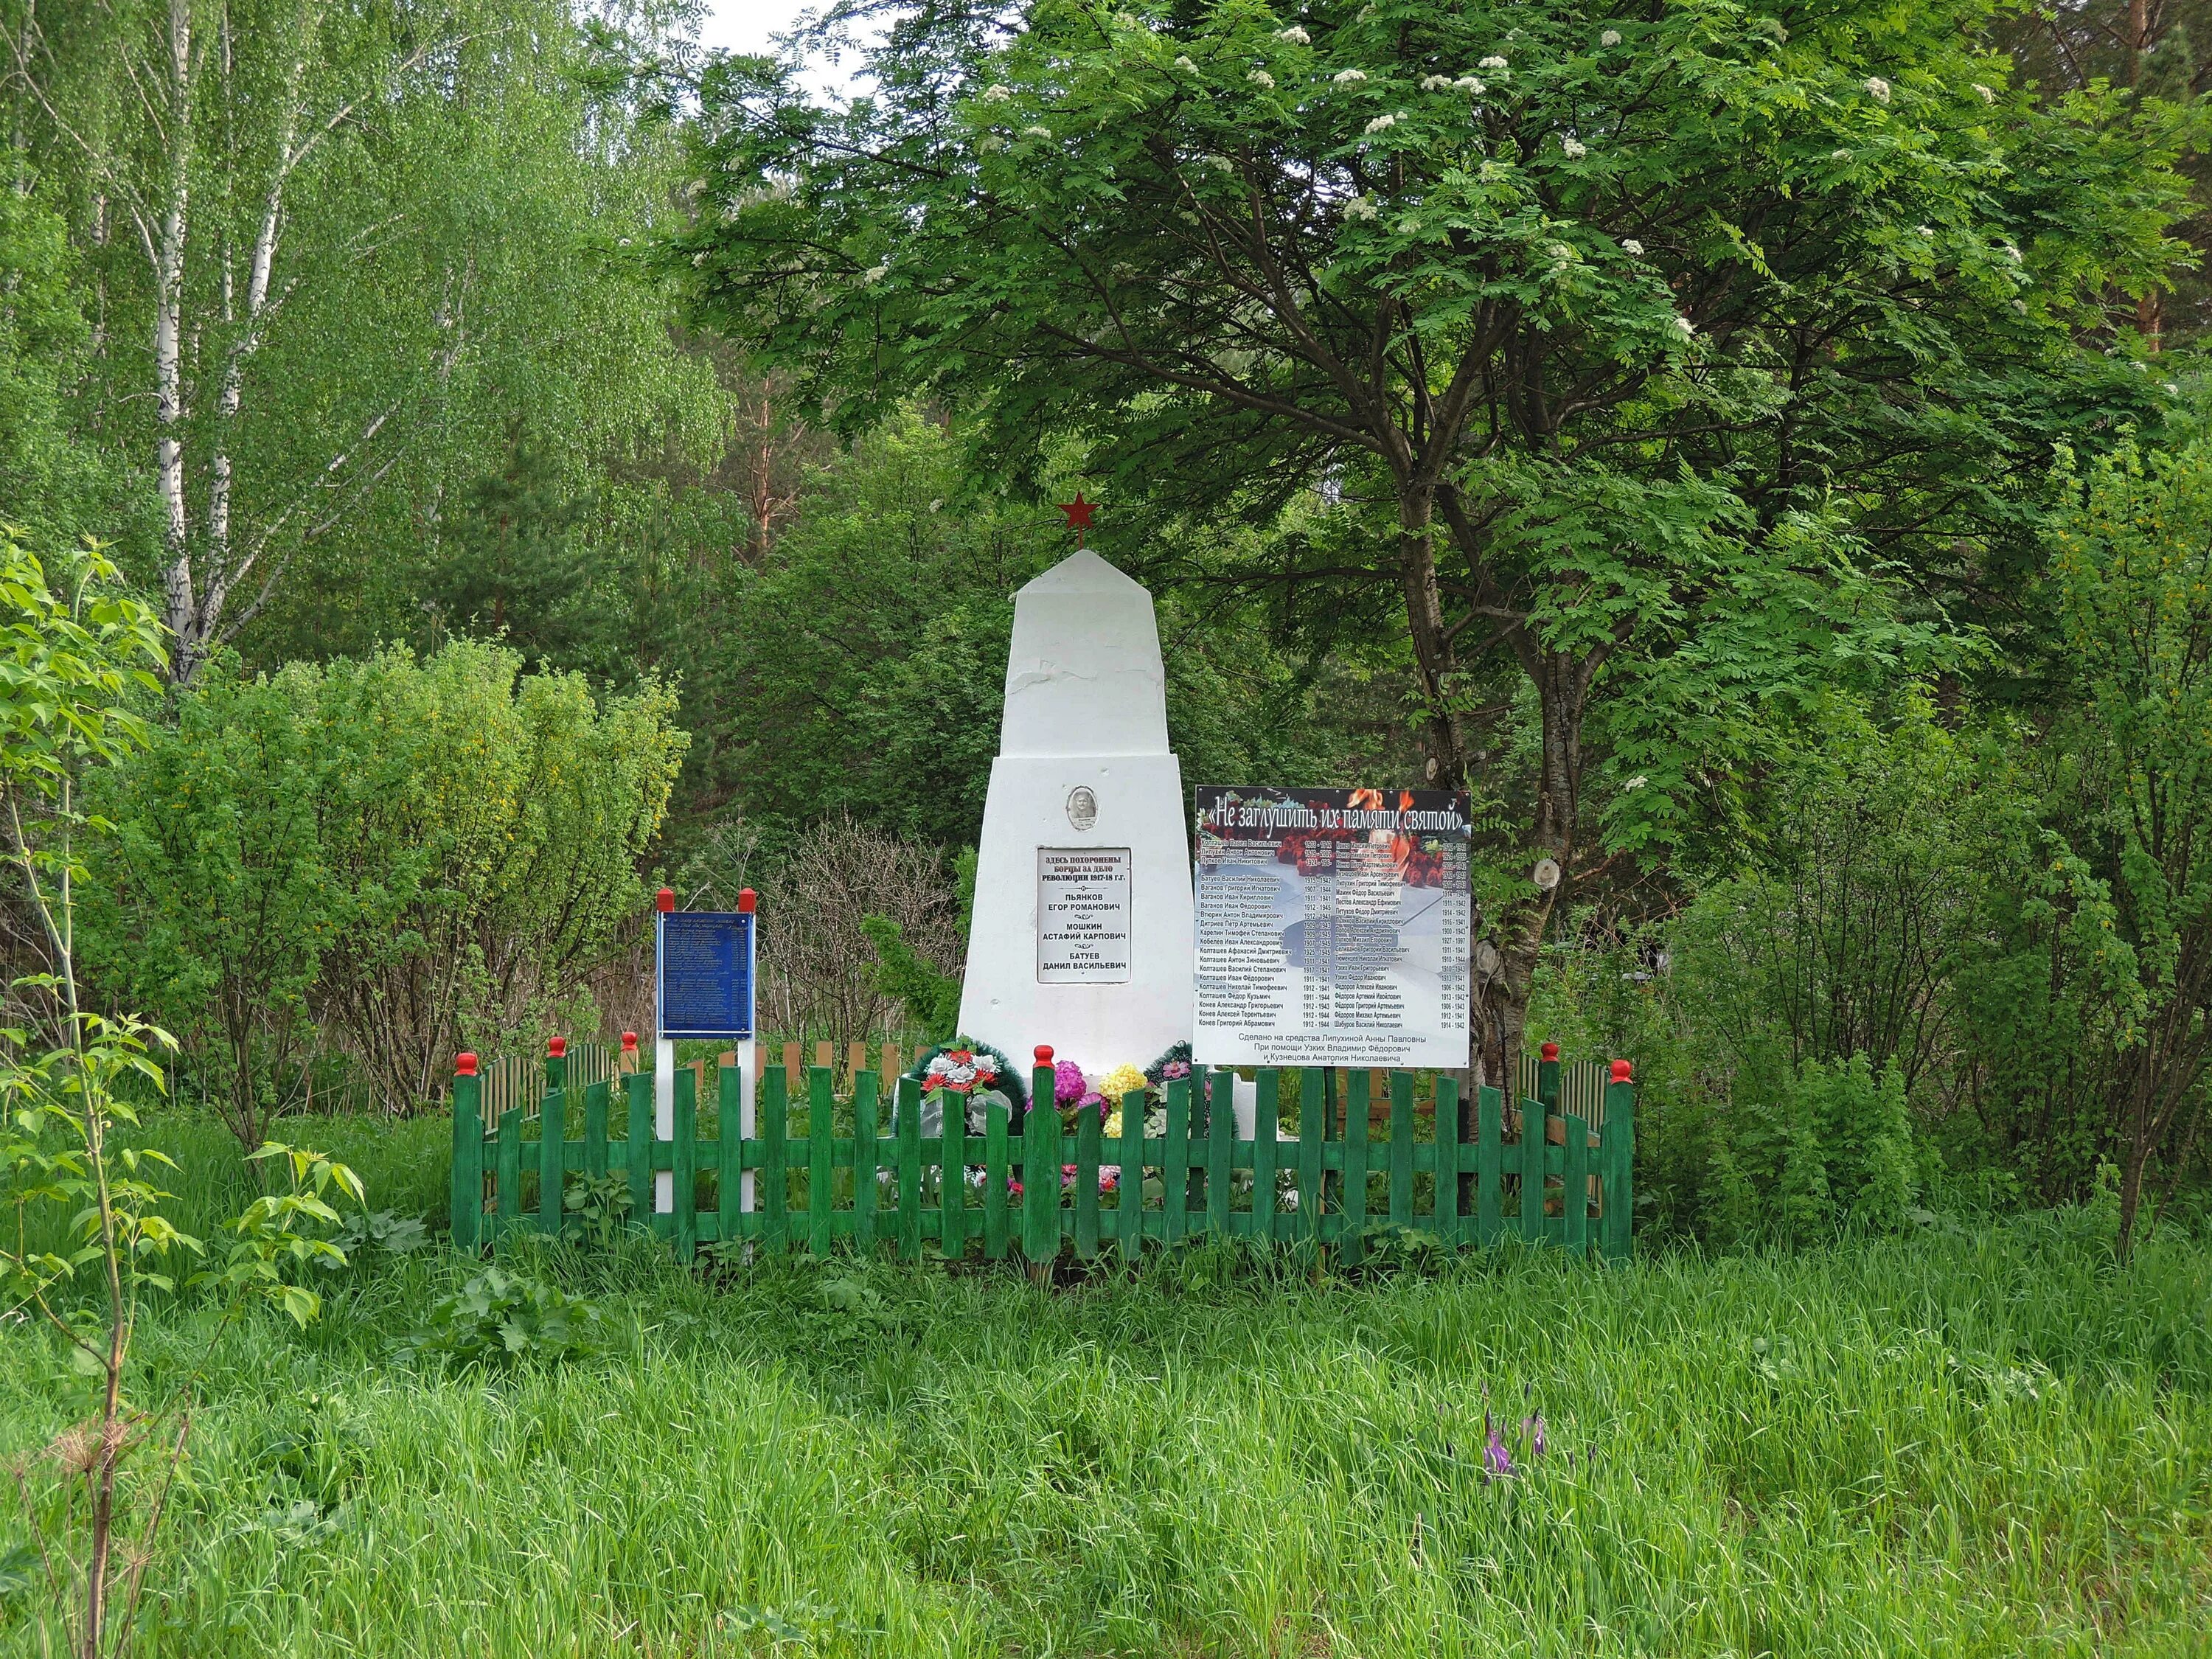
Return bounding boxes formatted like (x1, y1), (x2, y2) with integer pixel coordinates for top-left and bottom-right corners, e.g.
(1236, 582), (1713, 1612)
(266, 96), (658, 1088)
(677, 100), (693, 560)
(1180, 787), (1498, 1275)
(451, 1066), (483, 1251)
(1206, 1069), (1233, 1242)
(814, 1040), (833, 1073)
(761, 1064), (789, 1253)
(496, 1107), (522, 1233)
(1342, 1069), (1369, 1264)
(1118, 1089), (1144, 1262)
(1075, 1101), (1101, 1259)
(540, 1083), (566, 1234)
(852, 1071), (880, 1257)
(1388, 1070), (1414, 1228)
(1563, 1113), (1590, 1254)
(1519, 1093), (1546, 1244)
(897, 1076), (922, 1262)
(1603, 1067), (1635, 1262)
(585, 1079), (609, 1180)
(1253, 1070), (1279, 1244)
(846, 1042), (867, 1089)
(807, 1066), (834, 1257)
(1162, 1077), (1190, 1248)
(1478, 1085), (1503, 1244)
(674, 1063), (698, 1259)
(1431, 1075), (1459, 1245)
(1298, 1068), (1324, 1247)
(625, 1072), (653, 1228)
(1023, 1065), (1057, 1263)
(783, 1042), (801, 1091)
(984, 1096), (1010, 1259)
(940, 1091), (967, 1260)
(718, 1062), (742, 1248)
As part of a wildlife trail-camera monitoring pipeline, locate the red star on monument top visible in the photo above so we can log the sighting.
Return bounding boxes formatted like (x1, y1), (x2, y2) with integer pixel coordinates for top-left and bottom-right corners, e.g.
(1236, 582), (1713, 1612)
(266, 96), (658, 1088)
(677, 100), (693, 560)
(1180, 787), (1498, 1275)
(1057, 492), (1097, 533)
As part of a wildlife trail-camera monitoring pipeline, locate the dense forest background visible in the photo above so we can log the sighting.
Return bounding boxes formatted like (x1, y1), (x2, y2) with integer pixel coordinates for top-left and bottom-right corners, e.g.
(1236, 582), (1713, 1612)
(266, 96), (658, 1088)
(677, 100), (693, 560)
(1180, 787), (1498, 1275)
(2, 0), (2210, 1251)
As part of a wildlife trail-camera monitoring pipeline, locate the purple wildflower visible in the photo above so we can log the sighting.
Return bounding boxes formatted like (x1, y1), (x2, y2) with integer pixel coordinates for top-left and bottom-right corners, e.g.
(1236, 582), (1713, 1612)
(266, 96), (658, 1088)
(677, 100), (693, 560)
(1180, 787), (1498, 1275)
(1483, 1416), (1514, 1481)
(1521, 1413), (1548, 1457)
(1054, 1060), (1087, 1107)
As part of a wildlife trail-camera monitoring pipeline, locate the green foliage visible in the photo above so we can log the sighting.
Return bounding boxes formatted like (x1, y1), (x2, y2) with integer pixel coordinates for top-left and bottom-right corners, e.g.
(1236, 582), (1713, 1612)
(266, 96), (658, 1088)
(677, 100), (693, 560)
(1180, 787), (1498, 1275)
(685, 0), (2180, 818)
(399, 1266), (606, 1369)
(1671, 695), (1988, 1090)
(560, 1174), (634, 1249)
(80, 660), (332, 1152)
(421, 423), (605, 671)
(85, 639), (689, 1114)
(860, 914), (963, 1042)
(0, 192), (147, 557)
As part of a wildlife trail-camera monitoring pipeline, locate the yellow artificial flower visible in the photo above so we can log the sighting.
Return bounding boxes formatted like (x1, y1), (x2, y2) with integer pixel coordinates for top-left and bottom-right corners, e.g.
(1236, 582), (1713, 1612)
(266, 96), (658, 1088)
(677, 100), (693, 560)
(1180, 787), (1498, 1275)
(1098, 1062), (1149, 1102)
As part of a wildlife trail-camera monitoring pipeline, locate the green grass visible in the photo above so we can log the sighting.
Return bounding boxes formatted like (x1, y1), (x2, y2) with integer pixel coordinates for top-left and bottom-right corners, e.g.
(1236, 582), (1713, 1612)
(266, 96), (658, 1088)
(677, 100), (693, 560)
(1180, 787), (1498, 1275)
(4, 1115), (2210, 1657)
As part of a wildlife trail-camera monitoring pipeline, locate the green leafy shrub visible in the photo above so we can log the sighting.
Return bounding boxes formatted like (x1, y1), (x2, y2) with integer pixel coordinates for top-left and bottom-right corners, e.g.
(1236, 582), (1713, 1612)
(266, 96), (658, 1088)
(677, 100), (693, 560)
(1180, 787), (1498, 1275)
(398, 1267), (606, 1368)
(85, 639), (688, 1114)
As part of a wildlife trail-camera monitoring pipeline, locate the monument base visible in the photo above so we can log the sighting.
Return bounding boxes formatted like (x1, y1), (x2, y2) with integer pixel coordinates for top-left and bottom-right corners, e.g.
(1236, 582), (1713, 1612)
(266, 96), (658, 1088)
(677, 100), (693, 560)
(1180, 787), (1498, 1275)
(957, 751), (1194, 1077)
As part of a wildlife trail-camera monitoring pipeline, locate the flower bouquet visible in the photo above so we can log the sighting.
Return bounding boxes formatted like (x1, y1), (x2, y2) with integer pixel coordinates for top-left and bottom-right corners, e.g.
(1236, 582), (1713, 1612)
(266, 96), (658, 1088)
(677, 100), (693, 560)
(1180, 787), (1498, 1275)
(903, 1035), (1029, 1115)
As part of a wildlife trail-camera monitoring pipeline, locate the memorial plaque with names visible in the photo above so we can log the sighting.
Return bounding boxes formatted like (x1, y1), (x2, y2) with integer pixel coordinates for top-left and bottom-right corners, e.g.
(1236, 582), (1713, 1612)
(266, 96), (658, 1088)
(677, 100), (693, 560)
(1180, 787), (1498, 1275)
(1037, 846), (1133, 983)
(1192, 786), (1471, 1067)
(657, 911), (756, 1040)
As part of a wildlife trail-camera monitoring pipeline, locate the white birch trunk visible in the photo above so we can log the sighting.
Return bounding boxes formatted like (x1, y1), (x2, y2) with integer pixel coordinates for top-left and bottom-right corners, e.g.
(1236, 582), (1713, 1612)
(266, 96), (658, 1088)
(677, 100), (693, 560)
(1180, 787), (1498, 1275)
(155, 0), (198, 681)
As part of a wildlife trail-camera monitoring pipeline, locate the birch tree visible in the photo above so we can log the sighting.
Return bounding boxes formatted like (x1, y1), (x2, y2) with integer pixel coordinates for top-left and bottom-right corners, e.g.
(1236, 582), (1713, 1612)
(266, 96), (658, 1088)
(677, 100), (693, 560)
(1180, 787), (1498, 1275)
(2, 0), (726, 681)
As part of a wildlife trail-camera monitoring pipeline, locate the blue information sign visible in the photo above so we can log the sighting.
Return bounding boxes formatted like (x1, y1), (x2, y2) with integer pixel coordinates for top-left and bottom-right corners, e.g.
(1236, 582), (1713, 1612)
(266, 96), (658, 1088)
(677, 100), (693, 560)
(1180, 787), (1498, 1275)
(656, 911), (755, 1040)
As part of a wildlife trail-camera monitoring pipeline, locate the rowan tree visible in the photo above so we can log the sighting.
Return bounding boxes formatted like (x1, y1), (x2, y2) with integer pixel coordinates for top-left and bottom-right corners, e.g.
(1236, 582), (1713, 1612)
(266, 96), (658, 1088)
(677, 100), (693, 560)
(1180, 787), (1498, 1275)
(681, 0), (2187, 1078)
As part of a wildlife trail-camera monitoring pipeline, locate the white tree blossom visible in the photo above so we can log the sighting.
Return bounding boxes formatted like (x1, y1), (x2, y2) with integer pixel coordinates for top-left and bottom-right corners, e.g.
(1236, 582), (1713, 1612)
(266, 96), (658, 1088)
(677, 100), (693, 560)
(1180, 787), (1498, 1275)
(1346, 195), (1380, 221)
(982, 83), (1012, 102)
(1972, 83), (1994, 102)
(1174, 55), (1197, 72)
(1601, 29), (1622, 46)
(1480, 54), (1508, 69)
(1334, 67), (1368, 83)
(1023, 125), (1051, 139)
(1248, 69), (1275, 87)
(1621, 237), (1644, 255)
(1455, 75), (1486, 91)
(1865, 76), (1891, 103)
(1675, 315), (1696, 338)
(1365, 112), (1398, 134)
(1276, 25), (1310, 44)
(1421, 74), (1454, 90)
(1562, 137), (1586, 158)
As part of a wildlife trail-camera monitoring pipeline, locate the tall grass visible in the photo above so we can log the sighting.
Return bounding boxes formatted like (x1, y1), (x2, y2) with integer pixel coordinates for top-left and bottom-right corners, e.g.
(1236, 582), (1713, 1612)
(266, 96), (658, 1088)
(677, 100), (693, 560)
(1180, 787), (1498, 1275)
(3, 1116), (2208, 1657)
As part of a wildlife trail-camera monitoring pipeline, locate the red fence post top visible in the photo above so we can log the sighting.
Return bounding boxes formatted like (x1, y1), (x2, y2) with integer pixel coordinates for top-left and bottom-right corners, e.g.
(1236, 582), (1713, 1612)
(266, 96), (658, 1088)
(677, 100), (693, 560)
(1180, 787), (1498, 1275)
(1610, 1059), (1633, 1083)
(621, 1031), (638, 1054)
(1034, 1045), (1054, 1064)
(737, 887), (757, 914)
(548, 1035), (567, 1059)
(1540, 1041), (1560, 1062)
(456, 1051), (478, 1077)
(655, 886), (675, 914)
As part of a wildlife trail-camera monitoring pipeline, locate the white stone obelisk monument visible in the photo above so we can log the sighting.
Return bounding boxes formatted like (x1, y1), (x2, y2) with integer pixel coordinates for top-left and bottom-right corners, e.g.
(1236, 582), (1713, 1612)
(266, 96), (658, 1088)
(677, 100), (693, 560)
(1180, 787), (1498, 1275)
(957, 549), (1194, 1076)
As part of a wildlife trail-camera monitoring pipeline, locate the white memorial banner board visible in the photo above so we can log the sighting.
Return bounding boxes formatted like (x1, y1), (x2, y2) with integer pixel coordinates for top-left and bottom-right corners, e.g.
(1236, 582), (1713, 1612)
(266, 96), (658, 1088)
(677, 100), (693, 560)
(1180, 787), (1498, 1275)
(1037, 847), (1133, 981)
(1193, 786), (1472, 1067)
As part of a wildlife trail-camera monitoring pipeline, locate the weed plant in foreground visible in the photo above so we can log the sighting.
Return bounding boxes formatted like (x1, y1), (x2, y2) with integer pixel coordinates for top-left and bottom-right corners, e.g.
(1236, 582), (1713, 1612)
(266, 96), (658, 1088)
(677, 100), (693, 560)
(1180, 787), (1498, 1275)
(1, 1126), (2208, 1656)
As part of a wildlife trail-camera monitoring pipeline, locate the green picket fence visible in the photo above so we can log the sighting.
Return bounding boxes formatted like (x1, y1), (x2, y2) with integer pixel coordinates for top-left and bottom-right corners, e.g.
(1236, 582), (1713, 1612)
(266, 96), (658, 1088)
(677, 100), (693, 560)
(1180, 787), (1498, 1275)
(448, 1048), (1635, 1264)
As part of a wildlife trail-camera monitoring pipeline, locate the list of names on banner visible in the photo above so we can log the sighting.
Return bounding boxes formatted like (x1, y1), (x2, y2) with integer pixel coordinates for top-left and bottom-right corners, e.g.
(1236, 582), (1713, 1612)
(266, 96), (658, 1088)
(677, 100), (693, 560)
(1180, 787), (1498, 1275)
(1192, 787), (1470, 1067)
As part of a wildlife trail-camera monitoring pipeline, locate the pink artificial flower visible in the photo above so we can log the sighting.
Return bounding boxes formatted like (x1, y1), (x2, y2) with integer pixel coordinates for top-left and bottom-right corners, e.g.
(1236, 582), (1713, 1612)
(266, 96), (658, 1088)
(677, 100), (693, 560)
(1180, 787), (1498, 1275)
(1054, 1060), (1087, 1107)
